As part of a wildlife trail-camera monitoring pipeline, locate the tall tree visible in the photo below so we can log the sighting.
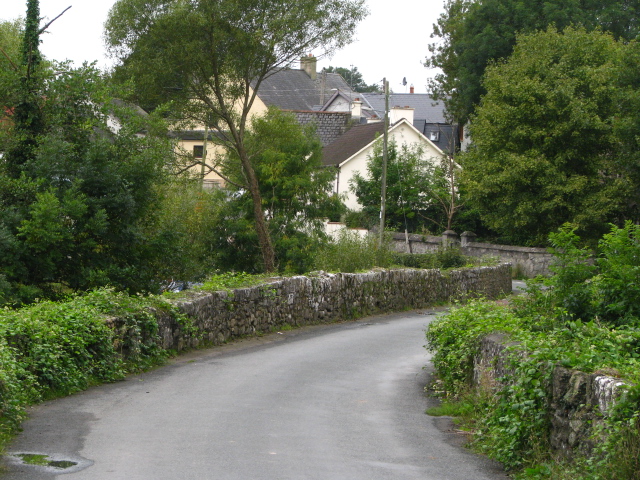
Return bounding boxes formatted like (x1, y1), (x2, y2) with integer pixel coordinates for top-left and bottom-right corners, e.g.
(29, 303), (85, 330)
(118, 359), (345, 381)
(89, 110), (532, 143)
(0, 63), (176, 306)
(214, 107), (344, 273)
(426, 0), (640, 125)
(105, 0), (367, 272)
(4, 0), (45, 178)
(0, 2), (179, 305)
(461, 27), (639, 245)
(350, 140), (458, 233)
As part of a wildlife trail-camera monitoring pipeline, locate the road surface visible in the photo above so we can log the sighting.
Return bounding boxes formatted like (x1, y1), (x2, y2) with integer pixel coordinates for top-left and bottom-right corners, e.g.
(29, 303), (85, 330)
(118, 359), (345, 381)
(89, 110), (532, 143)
(3, 309), (508, 479)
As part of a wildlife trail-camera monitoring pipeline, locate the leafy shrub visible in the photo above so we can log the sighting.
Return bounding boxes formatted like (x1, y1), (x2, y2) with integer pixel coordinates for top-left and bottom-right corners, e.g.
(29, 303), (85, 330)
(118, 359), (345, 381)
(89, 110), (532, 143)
(426, 300), (523, 396)
(1, 298), (124, 397)
(0, 288), (178, 444)
(425, 223), (640, 476)
(540, 222), (640, 327)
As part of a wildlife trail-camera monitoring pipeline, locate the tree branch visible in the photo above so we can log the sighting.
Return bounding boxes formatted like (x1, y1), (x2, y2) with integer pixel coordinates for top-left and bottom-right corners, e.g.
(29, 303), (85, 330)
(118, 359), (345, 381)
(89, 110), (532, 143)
(39, 6), (72, 34)
(0, 45), (19, 71)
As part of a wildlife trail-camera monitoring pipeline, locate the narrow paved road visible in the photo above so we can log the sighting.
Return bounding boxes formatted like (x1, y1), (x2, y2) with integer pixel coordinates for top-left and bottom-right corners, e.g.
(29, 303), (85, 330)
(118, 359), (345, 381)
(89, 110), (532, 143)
(3, 310), (508, 479)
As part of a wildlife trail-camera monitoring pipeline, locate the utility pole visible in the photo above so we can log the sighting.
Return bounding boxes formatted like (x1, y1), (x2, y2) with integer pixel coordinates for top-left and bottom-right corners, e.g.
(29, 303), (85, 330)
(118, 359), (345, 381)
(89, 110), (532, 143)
(379, 78), (389, 247)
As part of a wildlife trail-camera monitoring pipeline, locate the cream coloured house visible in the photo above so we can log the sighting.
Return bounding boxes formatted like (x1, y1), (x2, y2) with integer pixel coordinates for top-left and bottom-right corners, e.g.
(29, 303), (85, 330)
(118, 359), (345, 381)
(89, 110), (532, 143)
(172, 56), (359, 187)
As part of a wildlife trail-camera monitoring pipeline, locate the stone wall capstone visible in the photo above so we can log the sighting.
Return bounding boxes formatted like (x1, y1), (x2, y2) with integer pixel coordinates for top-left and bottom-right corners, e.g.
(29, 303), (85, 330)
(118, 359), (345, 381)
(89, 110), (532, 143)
(390, 231), (554, 277)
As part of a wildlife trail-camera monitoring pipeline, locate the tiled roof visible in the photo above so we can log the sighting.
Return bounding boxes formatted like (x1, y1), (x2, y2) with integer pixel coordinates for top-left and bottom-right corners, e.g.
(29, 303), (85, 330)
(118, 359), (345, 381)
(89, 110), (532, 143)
(255, 69), (354, 111)
(361, 93), (448, 123)
(322, 122), (385, 166)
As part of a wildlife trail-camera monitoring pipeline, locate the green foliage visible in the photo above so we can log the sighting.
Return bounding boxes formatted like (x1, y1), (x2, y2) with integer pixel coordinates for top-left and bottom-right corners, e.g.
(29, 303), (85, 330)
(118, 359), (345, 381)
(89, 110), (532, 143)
(0, 61), (178, 305)
(215, 108), (344, 274)
(426, 300), (522, 396)
(106, 0), (368, 112)
(4, 0), (45, 179)
(197, 272), (272, 292)
(0, 18), (23, 113)
(105, 0), (368, 271)
(539, 222), (640, 327)
(313, 230), (394, 273)
(461, 28), (638, 245)
(427, 0), (640, 124)
(0, 288), (179, 445)
(315, 231), (478, 273)
(425, 223), (640, 476)
(350, 139), (457, 233)
(145, 179), (226, 283)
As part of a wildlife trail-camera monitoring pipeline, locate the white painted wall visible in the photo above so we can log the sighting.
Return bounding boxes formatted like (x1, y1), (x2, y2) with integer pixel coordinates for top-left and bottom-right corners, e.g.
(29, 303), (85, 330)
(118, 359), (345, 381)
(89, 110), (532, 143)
(336, 120), (443, 211)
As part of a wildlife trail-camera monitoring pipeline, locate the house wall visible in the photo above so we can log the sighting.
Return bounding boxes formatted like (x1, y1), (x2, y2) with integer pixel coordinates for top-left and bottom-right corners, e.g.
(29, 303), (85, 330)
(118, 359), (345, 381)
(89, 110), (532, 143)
(325, 96), (351, 112)
(337, 124), (443, 211)
(172, 89), (269, 187)
(176, 139), (226, 188)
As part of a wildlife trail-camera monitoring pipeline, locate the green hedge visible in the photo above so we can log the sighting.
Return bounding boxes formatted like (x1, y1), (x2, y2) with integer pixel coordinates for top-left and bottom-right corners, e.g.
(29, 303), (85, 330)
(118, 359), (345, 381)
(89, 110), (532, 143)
(425, 223), (640, 479)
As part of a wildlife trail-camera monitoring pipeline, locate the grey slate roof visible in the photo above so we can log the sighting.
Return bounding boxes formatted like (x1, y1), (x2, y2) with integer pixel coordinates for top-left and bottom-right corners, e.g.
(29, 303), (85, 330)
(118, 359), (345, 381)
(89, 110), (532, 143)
(255, 69), (354, 111)
(362, 93), (459, 153)
(361, 93), (448, 124)
(322, 122), (385, 167)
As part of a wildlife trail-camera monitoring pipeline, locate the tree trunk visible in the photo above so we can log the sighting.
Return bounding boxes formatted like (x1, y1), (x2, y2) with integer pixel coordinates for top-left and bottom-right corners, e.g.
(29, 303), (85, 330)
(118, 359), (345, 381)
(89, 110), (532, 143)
(239, 151), (276, 272)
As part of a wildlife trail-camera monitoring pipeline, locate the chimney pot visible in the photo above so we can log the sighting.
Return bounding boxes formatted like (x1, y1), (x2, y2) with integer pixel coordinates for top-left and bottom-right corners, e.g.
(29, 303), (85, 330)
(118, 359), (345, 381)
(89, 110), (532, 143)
(410, 85), (415, 94)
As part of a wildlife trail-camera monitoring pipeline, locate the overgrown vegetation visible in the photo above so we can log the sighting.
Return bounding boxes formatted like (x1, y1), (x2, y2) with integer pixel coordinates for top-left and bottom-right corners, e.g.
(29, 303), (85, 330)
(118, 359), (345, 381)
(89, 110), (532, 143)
(105, 0), (367, 272)
(313, 229), (476, 273)
(349, 139), (463, 234)
(0, 288), (183, 450)
(313, 230), (395, 272)
(425, 222), (640, 479)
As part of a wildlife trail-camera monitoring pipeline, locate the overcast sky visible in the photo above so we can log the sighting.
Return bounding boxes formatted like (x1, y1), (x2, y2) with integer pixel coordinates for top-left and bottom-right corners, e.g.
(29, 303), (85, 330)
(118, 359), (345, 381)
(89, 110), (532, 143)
(2, 0), (444, 93)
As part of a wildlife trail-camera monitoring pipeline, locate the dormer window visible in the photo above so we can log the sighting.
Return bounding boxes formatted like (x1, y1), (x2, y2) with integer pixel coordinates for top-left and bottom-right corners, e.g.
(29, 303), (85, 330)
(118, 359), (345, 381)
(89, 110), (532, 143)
(429, 131), (440, 142)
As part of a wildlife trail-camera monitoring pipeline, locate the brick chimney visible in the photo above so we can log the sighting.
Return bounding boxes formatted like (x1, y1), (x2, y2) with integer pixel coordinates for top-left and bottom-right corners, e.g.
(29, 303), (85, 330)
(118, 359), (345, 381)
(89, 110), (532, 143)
(300, 54), (317, 80)
(410, 85), (414, 94)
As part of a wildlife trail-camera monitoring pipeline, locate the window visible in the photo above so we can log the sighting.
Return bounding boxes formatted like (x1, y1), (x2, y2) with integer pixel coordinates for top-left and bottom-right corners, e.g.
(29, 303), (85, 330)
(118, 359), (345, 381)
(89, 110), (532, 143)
(429, 131), (440, 142)
(202, 179), (221, 190)
(193, 145), (204, 159)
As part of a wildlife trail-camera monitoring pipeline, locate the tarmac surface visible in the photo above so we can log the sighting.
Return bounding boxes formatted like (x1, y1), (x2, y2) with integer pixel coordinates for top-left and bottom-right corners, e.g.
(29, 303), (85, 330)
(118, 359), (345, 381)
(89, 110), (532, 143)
(3, 307), (511, 479)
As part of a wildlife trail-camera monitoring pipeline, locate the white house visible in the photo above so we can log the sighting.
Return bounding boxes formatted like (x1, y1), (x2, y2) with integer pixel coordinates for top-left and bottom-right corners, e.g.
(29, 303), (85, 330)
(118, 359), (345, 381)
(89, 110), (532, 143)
(322, 110), (446, 211)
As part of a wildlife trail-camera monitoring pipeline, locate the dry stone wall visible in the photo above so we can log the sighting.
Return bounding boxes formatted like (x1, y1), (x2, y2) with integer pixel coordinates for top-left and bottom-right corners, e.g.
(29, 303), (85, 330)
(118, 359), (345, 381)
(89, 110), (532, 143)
(474, 334), (630, 457)
(139, 265), (511, 353)
(389, 231), (554, 277)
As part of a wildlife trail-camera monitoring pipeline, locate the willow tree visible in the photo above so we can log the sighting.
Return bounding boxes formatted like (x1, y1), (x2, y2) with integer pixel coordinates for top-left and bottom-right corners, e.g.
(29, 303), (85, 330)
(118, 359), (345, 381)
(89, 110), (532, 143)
(105, 0), (367, 272)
